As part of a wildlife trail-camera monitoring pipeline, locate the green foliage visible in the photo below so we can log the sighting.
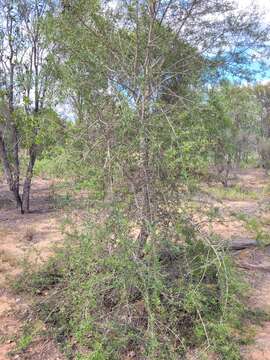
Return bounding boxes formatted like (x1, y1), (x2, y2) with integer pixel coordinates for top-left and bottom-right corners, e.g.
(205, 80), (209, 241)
(16, 108), (65, 152)
(16, 334), (33, 352)
(4, 2), (270, 360)
(208, 184), (259, 201)
(18, 209), (247, 359)
(205, 83), (261, 185)
(152, 103), (210, 184)
(233, 212), (270, 246)
(34, 146), (73, 179)
(13, 258), (63, 295)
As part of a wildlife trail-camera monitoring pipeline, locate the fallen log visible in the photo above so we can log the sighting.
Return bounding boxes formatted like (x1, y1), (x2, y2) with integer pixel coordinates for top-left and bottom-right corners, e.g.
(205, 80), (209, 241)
(227, 238), (258, 251)
(236, 261), (270, 272)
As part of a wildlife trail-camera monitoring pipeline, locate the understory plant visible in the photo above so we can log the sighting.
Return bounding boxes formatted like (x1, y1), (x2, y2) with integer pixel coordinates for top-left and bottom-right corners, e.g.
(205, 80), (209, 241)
(18, 206), (246, 360)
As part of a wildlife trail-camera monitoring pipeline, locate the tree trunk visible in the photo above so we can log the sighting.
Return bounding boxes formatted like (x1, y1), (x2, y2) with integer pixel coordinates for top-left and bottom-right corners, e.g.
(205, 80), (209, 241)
(138, 125), (151, 252)
(137, 1), (155, 255)
(4, 1), (23, 213)
(10, 125), (21, 199)
(22, 144), (37, 213)
(228, 238), (258, 250)
(0, 132), (23, 212)
(22, 13), (40, 214)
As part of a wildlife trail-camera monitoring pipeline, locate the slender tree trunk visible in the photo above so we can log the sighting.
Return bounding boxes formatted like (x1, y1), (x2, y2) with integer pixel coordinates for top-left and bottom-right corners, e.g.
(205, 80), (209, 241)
(0, 133), (13, 188)
(137, 0), (155, 255)
(0, 132), (23, 212)
(138, 125), (151, 251)
(222, 158), (231, 188)
(138, 93), (152, 253)
(10, 125), (21, 202)
(6, 1), (23, 212)
(22, 144), (37, 213)
(21, 14), (40, 213)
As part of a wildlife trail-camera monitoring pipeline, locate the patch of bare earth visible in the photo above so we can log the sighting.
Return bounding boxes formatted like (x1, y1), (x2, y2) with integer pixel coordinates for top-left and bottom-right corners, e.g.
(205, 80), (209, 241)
(0, 178), (65, 360)
(238, 247), (270, 360)
(205, 169), (270, 360)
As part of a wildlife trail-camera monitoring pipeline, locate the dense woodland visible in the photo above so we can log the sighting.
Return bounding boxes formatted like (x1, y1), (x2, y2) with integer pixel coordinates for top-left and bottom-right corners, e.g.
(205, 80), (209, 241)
(1, 0), (270, 359)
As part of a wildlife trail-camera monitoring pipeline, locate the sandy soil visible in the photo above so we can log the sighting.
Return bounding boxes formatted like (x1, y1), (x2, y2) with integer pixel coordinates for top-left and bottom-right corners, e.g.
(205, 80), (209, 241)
(0, 179), (64, 360)
(240, 248), (270, 360)
(209, 169), (270, 360)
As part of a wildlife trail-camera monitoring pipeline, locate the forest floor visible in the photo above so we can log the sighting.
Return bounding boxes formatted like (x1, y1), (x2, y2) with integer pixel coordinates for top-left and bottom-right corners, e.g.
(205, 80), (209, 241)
(0, 179), (64, 360)
(0, 169), (270, 359)
(201, 168), (270, 360)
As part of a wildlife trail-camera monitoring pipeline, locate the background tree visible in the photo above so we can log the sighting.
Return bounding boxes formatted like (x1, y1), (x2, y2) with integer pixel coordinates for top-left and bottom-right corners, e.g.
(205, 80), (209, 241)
(206, 83), (261, 186)
(253, 83), (270, 169)
(0, 0), (58, 212)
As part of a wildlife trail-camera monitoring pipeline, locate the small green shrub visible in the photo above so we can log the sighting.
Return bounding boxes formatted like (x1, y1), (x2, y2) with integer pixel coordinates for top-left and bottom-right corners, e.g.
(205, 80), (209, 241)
(34, 147), (70, 179)
(19, 208), (249, 360)
(13, 258), (63, 295)
(17, 334), (33, 352)
(233, 213), (270, 245)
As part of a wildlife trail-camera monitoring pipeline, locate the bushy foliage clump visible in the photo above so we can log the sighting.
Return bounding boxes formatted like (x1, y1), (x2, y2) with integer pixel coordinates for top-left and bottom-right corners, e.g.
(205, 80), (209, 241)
(18, 208), (246, 360)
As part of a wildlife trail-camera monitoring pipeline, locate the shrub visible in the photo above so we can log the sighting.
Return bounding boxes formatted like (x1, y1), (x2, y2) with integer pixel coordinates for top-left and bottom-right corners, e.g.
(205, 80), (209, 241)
(17, 208), (246, 360)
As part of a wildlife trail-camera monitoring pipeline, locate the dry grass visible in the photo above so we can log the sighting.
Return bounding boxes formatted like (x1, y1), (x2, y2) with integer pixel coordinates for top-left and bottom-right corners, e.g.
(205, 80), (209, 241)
(206, 185), (259, 201)
(0, 249), (19, 268)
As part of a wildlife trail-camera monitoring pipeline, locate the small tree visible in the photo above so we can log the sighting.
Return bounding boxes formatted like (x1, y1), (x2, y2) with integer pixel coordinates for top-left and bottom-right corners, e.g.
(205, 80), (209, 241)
(0, 0), (58, 212)
(254, 83), (270, 168)
(207, 83), (261, 186)
(51, 0), (269, 248)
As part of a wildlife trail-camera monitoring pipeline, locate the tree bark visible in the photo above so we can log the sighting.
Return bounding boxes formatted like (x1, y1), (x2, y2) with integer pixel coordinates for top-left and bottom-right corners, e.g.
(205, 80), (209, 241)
(22, 144), (37, 213)
(137, 0), (155, 255)
(138, 120), (151, 252)
(0, 132), (23, 212)
(228, 238), (258, 250)
(5, 1), (23, 212)
(21, 7), (40, 214)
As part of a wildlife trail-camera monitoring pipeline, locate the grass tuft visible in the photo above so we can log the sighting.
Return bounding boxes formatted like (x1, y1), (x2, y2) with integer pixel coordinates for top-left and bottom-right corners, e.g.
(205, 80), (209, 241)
(207, 185), (259, 201)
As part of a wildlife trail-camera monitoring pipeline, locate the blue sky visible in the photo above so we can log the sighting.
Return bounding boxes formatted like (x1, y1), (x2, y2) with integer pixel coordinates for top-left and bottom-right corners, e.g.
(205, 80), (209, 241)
(237, 0), (270, 83)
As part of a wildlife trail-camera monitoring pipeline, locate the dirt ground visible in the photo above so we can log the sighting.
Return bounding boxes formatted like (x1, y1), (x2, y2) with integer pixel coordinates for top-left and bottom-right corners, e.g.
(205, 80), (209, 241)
(0, 179), (64, 360)
(1, 170), (270, 359)
(207, 169), (270, 360)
